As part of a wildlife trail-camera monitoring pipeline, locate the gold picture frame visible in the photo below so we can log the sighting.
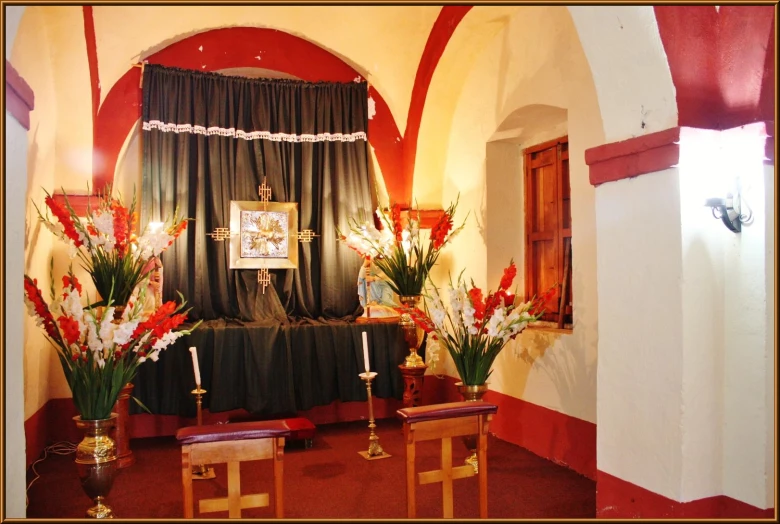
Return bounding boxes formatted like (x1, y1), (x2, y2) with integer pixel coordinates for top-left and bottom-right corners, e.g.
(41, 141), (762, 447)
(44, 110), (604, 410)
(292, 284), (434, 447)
(229, 201), (299, 269)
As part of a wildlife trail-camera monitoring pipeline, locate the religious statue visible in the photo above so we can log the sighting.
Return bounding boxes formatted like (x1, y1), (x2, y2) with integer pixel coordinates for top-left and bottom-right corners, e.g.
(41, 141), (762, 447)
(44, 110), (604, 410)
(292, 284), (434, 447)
(141, 256), (164, 312)
(357, 257), (399, 320)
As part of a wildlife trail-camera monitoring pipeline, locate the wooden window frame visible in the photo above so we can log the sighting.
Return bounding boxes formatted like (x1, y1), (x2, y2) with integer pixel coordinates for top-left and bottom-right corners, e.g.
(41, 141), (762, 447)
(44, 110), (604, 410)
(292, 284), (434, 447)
(523, 135), (572, 326)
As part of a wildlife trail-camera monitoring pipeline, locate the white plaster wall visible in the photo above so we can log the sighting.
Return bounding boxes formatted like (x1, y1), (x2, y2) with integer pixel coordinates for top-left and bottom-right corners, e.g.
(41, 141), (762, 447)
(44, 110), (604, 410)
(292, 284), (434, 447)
(568, 6), (677, 142)
(412, 6), (522, 207)
(11, 7), (62, 420)
(38, 6), (95, 190)
(426, 6), (601, 424)
(720, 134), (773, 509)
(762, 161), (775, 509)
(678, 128), (726, 501)
(5, 106), (30, 520)
(595, 168), (685, 501)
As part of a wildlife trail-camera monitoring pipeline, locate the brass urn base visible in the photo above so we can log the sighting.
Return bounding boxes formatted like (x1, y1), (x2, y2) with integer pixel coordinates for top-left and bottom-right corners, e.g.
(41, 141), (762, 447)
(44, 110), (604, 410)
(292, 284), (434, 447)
(456, 382), (488, 474)
(74, 414), (118, 519)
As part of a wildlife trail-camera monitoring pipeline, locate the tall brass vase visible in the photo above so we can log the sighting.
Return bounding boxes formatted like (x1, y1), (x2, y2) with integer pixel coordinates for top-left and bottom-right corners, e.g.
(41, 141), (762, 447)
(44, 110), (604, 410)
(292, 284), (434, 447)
(398, 295), (425, 367)
(73, 413), (118, 519)
(456, 382), (488, 473)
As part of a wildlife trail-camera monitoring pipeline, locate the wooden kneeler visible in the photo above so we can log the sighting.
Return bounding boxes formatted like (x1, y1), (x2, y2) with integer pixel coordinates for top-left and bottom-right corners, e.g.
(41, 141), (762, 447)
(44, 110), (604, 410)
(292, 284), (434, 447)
(397, 401), (498, 519)
(176, 420), (292, 518)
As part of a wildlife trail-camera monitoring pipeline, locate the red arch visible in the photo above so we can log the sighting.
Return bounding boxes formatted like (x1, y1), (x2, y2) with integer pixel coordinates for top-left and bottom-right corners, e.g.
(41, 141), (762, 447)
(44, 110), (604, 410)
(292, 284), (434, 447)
(92, 27), (403, 201)
(653, 5), (775, 129)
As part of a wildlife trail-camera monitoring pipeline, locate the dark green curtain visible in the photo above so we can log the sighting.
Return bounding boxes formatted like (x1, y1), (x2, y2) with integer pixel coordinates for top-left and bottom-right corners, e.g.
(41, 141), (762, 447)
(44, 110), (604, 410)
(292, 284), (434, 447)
(140, 64), (372, 321)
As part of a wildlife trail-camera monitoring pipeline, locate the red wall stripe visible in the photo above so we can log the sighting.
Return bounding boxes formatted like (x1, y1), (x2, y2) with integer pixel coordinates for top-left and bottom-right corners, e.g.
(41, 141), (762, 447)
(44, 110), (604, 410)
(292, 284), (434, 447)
(597, 470), (774, 518)
(82, 6), (100, 135)
(401, 5), (472, 207)
(430, 374), (596, 480)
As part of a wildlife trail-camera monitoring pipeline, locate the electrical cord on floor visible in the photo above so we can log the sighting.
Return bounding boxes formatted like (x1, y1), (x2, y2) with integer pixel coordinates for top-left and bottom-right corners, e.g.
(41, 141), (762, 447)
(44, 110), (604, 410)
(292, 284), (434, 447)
(26, 441), (78, 508)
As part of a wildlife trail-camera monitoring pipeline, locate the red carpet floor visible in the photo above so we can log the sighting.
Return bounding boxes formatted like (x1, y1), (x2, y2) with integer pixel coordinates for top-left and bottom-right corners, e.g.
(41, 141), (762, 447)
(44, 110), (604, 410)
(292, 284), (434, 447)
(26, 418), (596, 519)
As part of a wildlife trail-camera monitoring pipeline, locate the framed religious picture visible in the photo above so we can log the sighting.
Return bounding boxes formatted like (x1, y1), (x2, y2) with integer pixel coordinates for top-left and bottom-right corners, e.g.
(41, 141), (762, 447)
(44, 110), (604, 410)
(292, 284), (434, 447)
(228, 201), (299, 269)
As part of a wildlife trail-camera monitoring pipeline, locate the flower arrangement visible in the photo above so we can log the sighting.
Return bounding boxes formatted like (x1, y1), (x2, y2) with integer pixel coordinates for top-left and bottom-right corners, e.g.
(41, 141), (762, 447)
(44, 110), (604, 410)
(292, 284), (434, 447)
(24, 269), (201, 420)
(338, 198), (466, 297)
(26, 185), (197, 421)
(411, 260), (555, 385)
(34, 186), (188, 308)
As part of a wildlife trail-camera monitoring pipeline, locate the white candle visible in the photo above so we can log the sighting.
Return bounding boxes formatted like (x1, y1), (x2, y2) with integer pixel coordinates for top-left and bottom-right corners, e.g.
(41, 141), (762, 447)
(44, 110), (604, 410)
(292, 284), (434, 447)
(362, 332), (370, 373)
(189, 347), (201, 386)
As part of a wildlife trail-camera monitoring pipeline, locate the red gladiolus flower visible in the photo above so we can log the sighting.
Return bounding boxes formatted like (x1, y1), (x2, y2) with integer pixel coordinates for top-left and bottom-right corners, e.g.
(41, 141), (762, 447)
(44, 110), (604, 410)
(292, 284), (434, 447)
(24, 276), (61, 343)
(110, 201), (131, 254)
(44, 196), (83, 247)
(499, 262), (517, 292)
(168, 220), (188, 247)
(62, 274), (83, 295)
(430, 211), (454, 250)
(504, 292), (516, 308)
(391, 204), (403, 242)
(468, 287), (486, 322)
(131, 301), (178, 339)
(57, 316), (81, 346)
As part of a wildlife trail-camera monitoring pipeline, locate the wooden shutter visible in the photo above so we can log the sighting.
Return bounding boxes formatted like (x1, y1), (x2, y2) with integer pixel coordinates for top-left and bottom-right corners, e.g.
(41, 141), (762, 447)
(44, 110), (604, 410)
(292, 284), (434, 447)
(524, 136), (571, 323)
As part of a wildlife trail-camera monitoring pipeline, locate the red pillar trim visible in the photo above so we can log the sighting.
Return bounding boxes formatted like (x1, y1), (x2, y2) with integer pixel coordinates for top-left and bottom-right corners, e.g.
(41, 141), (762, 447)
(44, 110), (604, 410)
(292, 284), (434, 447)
(52, 194), (92, 217)
(401, 5), (472, 207)
(5, 60), (35, 130)
(597, 470), (775, 519)
(585, 127), (681, 187)
(91, 27), (402, 202)
(82, 6), (100, 131)
(399, 209), (446, 230)
(586, 123), (774, 186)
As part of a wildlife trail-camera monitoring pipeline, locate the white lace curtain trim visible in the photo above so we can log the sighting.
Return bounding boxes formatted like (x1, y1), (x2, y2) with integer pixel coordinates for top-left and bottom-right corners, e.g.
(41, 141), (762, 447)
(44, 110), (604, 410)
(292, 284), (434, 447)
(142, 120), (367, 142)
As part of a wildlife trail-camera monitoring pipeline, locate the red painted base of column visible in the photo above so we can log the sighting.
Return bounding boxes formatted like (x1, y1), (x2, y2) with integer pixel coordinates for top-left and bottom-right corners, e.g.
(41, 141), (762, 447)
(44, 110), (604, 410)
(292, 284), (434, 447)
(426, 375), (597, 480)
(597, 470), (774, 519)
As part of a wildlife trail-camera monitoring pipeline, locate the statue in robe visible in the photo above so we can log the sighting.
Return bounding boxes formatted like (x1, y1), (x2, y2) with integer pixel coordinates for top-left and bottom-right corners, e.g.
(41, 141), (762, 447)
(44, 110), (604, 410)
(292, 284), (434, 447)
(141, 256), (164, 312)
(357, 257), (399, 320)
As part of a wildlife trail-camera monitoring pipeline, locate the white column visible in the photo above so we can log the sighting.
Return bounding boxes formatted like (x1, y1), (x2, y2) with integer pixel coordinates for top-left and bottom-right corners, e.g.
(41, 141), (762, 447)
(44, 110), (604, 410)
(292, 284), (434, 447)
(596, 165), (685, 500)
(5, 111), (29, 518)
(596, 124), (774, 509)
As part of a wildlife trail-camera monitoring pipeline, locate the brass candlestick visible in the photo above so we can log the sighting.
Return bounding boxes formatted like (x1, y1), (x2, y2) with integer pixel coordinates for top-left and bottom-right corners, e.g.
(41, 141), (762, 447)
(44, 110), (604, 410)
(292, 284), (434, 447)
(190, 387), (216, 480)
(357, 372), (391, 460)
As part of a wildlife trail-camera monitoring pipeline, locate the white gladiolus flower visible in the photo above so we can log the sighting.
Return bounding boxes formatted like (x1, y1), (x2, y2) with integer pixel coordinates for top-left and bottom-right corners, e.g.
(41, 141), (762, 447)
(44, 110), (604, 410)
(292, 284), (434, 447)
(68, 241), (80, 259)
(87, 322), (102, 354)
(431, 306), (446, 330)
(152, 330), (181, 351)
(148, 350), (160, 362)
(113, 320), (141, 346)
(99, 315), (117, 349)
(92, 211), (114, 237)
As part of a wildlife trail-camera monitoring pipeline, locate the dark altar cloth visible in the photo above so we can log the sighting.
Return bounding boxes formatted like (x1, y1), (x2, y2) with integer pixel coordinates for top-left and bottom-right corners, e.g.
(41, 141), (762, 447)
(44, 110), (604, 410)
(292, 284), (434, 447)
(131, 319), (412, 417)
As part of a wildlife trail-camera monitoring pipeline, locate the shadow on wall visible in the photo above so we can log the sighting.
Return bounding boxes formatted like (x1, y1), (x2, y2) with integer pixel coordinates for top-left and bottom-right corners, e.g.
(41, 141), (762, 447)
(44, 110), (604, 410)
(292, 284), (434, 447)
(24, 127), (40, 272)
(518, 321), (596, 469)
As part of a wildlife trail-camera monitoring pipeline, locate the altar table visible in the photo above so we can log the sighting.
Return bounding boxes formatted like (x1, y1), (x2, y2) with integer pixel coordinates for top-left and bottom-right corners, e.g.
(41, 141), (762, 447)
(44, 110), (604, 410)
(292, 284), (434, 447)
(131, 318), (414, 417)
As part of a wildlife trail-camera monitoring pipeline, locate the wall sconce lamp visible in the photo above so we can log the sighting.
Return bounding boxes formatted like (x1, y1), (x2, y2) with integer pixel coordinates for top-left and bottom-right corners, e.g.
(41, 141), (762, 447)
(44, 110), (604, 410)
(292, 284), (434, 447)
(704, 192), (752, 233)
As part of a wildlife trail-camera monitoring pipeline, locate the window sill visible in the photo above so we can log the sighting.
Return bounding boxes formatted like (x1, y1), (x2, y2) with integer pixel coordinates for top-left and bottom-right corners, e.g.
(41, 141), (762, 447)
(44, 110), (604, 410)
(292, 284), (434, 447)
(526, 322), (573, 335)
